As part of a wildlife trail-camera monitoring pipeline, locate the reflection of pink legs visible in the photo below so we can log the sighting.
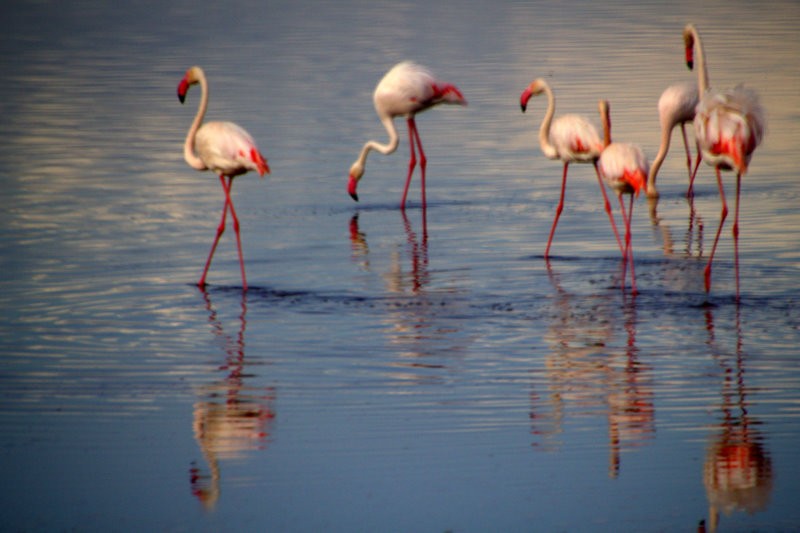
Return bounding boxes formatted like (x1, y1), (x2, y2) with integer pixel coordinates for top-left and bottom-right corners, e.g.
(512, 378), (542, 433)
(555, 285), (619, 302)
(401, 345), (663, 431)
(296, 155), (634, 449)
(198, 175), (248, 291)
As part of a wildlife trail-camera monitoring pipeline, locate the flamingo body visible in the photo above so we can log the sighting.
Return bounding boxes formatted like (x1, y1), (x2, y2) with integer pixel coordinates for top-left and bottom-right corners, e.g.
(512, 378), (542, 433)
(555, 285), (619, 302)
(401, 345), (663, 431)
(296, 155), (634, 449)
(348, 61), (466, 208)
(177, 66), (269, 291)
(520, 79), (619, 259)
(193, 121), (269, 178)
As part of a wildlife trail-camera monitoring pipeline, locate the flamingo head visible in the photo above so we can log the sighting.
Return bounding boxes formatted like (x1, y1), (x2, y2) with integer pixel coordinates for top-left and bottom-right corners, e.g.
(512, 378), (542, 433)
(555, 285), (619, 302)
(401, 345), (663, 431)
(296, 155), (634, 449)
(348, 163), (363, 202)
(520, 79), (546, 112)
(683, 24), (696, 70)
(177, 66), (203, 103)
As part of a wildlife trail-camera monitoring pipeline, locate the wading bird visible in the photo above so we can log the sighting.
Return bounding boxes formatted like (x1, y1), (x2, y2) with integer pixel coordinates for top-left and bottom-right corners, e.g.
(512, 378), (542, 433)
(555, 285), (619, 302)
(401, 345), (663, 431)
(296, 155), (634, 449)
(347, 61), (466, 209)
(694, 85), (765, 298)
(177, 66), (269, 291)
(596, 100), (649, 294)
(520, 79), (622, 258)
(647, 23), (710, 198)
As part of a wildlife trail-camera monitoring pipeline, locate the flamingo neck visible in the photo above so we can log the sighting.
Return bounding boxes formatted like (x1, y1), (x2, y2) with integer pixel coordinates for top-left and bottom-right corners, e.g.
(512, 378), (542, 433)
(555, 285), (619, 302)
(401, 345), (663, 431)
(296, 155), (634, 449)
(647, 121), (673, 186)
(184, 72), (209, 171)
(537, 84), (558, 159)
(352, 113), (399, 175)
(688, 25), (710, 95)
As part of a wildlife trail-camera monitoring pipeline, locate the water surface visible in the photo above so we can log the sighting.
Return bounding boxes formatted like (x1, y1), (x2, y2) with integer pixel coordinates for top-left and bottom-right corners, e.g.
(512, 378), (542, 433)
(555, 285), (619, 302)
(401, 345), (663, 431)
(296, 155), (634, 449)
(1, 0), (799, 531)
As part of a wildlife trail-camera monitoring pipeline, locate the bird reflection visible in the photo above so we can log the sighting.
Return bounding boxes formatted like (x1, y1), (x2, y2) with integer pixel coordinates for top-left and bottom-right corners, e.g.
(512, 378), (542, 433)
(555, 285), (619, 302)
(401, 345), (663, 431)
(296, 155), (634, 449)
(700, 304), (772, 532)
(530, 262), (654, 477)
(190, 288), (276, 510)
(348, 209), (465, 378)
(648, 195), (705, 260)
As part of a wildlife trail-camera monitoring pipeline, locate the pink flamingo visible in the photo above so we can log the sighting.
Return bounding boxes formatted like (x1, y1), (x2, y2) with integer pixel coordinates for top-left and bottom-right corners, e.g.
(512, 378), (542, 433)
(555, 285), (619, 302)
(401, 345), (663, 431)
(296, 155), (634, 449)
(695, 85), (765, 298)
(177, 66), (270, 291)
(647, 23), (710, 198)
(596, 100), (649, 294)
(347, 61), (467, 209)
(520, 79), (622, 259)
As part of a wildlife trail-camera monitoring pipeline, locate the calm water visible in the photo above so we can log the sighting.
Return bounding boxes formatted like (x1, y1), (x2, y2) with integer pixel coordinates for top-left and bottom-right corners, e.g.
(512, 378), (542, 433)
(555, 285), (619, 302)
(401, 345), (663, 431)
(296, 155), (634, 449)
(1, 0), (799, 531)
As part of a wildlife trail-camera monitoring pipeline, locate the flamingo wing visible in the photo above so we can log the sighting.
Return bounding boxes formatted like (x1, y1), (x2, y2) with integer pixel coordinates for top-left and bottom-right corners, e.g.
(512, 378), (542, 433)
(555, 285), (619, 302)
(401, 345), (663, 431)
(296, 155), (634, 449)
(195, 121), (269, 177)
(598, 143), (649, 195)
(550, 114), (603, 161)
(695, 86), (765, 172)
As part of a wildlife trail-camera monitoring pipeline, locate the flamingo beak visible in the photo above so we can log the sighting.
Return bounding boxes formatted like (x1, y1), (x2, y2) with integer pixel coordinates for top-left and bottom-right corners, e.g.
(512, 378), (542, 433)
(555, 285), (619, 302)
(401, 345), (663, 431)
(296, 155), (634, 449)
(348, 175), (359, 202)
(520, 88), (533, 112)
(177, 78), (189, 103)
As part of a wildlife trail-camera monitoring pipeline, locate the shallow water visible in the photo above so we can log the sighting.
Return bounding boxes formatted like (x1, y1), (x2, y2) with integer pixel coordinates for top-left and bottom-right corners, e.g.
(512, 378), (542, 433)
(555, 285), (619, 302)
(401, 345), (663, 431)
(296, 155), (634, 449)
(1, 0), (799, 531)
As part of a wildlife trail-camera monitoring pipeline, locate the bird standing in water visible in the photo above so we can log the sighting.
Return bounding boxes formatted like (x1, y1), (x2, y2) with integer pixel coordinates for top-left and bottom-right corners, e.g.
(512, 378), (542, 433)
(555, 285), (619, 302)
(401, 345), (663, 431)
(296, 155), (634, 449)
(177, 66), (269, 291)
(347, 61), (467, 209)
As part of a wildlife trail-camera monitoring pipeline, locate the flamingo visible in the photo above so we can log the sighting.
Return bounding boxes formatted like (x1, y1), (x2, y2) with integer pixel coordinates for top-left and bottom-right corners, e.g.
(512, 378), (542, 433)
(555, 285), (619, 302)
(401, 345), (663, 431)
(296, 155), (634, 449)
(347, 61), (467, 209)
(520, 79), (622, 259)
(646, 23), (710, 198)
(596, 100), (649, 294)
(177, 66), (270, 291)
(694, 85), (765, 298)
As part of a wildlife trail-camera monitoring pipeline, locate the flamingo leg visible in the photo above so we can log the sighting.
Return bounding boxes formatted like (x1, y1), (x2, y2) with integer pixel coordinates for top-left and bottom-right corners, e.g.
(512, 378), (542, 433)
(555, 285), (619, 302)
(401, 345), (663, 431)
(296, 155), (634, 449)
(704, 167), (729, 294)
(400, 117), (418, 210)
(687, 140), (703, 198)
(410, 118), (428, 210)
(221, 176), (248, 291)
(198, 174), (231, 288)
(593, 162), (625, 256)
(620, 193), (637, 295)
(733, 172), (742, 301)
(544, 162), (569, 259)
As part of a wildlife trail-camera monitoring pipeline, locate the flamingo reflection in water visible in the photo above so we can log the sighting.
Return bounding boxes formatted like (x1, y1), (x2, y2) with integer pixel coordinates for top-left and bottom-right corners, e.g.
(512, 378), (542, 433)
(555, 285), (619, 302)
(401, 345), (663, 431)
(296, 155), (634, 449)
(530, 263), (654, 477)
(348, 210), (468, 378)
(190, 289), (276, 510)
(699, 305), (772, 532)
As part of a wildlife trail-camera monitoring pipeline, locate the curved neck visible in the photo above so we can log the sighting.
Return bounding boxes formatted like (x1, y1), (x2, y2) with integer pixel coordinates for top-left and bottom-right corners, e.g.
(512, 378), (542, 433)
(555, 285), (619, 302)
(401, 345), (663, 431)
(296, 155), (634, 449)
(687, 25), (710, 95)
(184, 72), (209, 171)
(648, 122), (673, 183)
(354, 113), (399, 170)
(538, 83), (558, 159)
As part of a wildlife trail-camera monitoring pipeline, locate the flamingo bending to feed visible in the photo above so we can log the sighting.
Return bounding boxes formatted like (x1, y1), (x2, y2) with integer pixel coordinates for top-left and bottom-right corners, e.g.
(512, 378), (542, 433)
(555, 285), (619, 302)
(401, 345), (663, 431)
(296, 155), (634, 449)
(177, 66), (270, 291)
(596, 100), (649, 294)
(694, 85), (765, 298)
(347, 61), (467, 210)
(647, 23), (710, 198)
(520, 79), (622, 259)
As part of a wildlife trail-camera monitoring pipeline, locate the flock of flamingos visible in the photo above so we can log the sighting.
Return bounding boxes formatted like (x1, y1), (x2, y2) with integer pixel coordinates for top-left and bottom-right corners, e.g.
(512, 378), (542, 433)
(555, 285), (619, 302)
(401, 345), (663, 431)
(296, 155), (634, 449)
(176, 23), (765, 299)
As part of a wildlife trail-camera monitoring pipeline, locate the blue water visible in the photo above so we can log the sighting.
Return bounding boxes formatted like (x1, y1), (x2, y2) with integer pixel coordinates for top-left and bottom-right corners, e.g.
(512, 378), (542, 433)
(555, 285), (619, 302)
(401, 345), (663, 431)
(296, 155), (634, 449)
(1, 0), (799, 531)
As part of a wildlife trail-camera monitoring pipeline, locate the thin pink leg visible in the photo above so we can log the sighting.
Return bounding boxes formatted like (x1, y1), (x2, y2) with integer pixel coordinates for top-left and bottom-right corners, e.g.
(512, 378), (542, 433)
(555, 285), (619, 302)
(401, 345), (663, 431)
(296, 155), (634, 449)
(221, 176), (248, 291)
(620, 193), (637, 295)
(198, 174), (230, 288)
(705, 167), (728, 293)
(410, 119), (428, 210)
(400, 117), (418, 210)
(545, 162), (569, 259)
(594, 162), (624, 255)
(687, 141), (703, 198)
(733, 172), (742, 301)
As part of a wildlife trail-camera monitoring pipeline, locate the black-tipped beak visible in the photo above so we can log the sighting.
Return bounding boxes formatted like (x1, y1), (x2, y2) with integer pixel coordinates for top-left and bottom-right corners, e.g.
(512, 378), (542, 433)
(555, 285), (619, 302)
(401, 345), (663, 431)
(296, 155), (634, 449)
(350, 192), (359, 202)
(177, 78), (189, 103)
